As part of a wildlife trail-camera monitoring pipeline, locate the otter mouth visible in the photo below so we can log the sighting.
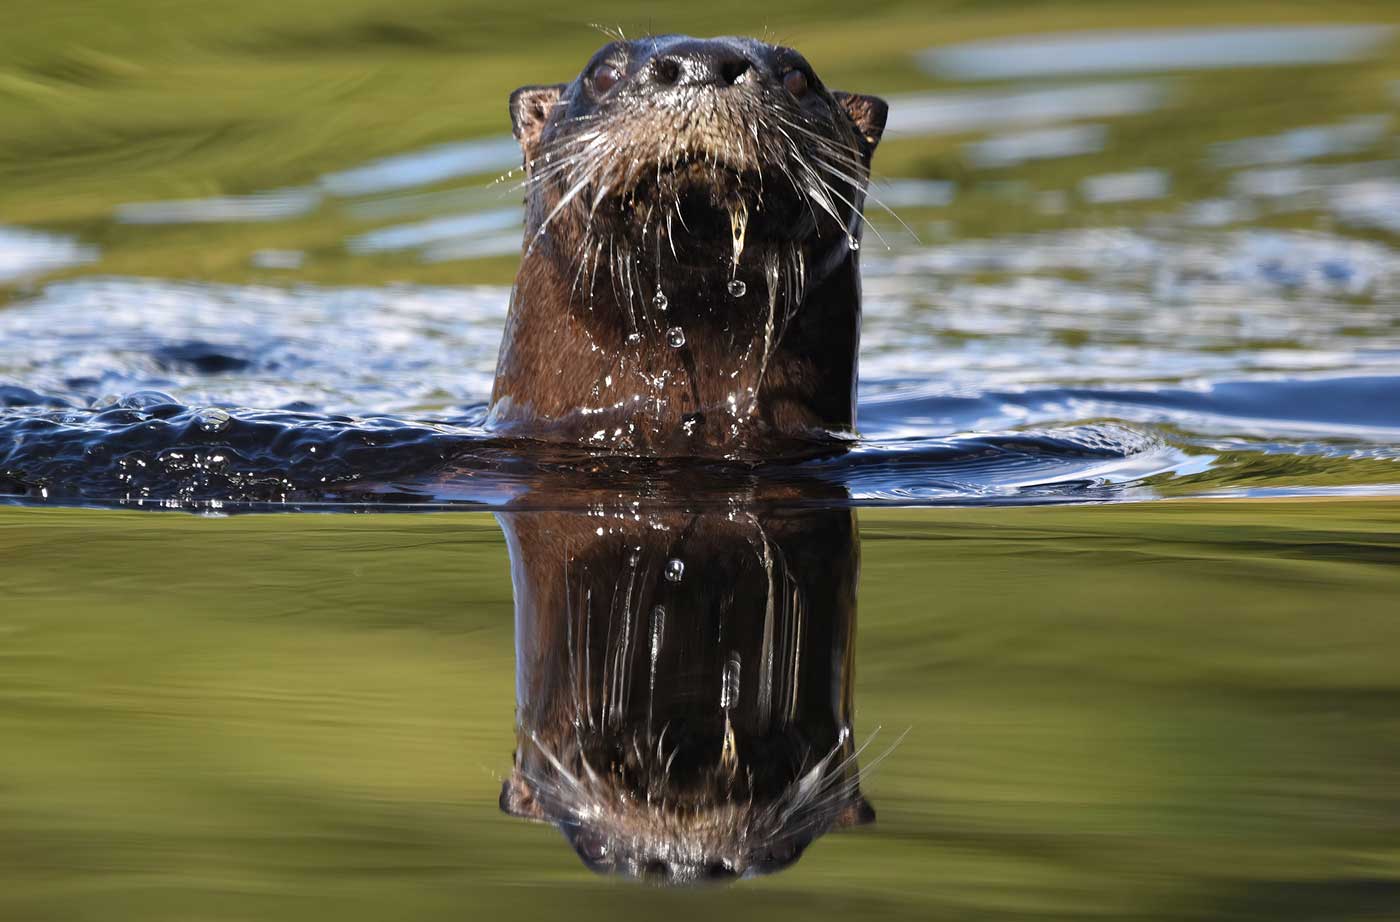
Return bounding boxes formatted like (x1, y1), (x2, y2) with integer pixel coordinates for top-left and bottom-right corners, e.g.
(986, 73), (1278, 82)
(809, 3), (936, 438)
(608, 155), (813, 254)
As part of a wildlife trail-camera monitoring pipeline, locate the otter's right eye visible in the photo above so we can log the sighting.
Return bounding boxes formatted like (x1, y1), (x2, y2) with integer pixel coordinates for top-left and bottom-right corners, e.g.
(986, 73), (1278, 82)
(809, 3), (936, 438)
(591, 65), (621, 95)
(782, 69), (810, 98)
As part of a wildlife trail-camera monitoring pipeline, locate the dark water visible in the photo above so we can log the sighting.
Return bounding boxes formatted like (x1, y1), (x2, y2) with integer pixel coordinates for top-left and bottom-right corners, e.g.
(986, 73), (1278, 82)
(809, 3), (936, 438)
(3, 9), (1400, 918)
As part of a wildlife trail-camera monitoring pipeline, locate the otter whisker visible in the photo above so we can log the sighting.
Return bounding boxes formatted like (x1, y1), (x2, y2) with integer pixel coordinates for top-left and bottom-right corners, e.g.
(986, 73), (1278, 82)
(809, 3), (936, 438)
(529, 731), (582, 790)
(809, 154), (919, 243)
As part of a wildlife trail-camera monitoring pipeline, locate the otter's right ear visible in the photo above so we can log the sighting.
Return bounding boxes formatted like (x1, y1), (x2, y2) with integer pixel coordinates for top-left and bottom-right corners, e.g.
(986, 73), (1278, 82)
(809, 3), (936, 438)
(499, 771), (548, 822)
(509, 84), (566, 165)
(832, 91), (889, 161)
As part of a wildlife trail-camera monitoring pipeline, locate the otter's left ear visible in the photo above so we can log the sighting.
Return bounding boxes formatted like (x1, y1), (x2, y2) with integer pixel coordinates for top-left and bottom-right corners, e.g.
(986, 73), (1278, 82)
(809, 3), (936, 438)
(833, 794), (876, 829)
(509, 83), (566, 166)
(499, 771), (548, 822)
(832, 92), (889, 157)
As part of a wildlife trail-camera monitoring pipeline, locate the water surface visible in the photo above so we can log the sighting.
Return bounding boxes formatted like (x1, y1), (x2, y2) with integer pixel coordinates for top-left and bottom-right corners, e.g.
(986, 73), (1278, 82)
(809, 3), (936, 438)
(2, 4), (1400, 916)
(3, 501), (1398, 918)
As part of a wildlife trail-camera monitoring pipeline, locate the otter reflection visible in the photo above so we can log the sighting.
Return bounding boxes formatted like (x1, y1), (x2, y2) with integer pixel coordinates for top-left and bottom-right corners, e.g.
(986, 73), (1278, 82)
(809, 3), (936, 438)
(496, 507), (871, 884)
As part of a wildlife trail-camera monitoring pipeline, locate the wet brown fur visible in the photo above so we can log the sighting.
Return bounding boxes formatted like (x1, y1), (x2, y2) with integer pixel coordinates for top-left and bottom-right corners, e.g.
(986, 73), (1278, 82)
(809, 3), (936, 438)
(497, 506), (875, 883)
(488, 36), (887, 456)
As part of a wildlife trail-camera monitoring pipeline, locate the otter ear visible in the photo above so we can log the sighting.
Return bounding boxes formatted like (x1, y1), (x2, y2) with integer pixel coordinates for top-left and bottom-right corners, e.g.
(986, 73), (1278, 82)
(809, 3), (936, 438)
(833, 794), (876, 830)
(509, 84), (566, 164)
(832, 92), (889, 156)
(499, 771), (547, 822)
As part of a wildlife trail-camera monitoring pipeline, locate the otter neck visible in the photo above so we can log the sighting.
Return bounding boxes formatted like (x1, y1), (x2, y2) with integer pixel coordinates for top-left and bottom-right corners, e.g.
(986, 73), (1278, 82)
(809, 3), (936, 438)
(489, 230), (861, 455)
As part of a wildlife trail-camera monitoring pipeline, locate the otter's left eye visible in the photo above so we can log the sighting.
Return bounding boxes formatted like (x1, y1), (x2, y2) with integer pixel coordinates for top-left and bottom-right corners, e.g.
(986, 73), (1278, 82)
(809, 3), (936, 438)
(591, 65), (621, 95)
(782, 69), (809, 98)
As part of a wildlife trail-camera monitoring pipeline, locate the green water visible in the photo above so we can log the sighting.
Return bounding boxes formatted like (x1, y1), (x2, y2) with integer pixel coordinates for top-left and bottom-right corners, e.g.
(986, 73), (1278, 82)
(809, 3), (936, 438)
(3, 501), (1399, 919)
(3, 0), (1398, 289)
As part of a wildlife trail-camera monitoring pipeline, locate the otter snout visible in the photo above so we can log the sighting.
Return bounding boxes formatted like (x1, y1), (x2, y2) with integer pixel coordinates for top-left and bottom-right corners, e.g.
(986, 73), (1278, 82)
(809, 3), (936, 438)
(645, 39), (755, 89)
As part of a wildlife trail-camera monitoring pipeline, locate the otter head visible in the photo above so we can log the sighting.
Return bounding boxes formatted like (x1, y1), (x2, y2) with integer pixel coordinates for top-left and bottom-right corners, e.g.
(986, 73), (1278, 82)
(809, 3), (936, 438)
(508, 35), (887, 270)
(490, 36), (888, 455)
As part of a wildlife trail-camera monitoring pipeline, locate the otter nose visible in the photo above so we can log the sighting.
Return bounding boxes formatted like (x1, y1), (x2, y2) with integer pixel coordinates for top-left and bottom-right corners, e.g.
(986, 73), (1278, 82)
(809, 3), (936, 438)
(649, 45), (753, 88)
(644, 859), (738, 884)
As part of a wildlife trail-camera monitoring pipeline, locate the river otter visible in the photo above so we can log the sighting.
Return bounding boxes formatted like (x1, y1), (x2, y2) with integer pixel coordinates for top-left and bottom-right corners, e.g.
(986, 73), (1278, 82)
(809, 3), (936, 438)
(497, 505), (873, 884)
(488, 35), (887, 456)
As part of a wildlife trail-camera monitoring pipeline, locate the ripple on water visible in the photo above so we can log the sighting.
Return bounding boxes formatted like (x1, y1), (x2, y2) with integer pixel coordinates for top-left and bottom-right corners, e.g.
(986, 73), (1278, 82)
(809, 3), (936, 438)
(0, 278), (507, 415)
(1, 222), (1398, 510)
(0, 397), (1180, 509)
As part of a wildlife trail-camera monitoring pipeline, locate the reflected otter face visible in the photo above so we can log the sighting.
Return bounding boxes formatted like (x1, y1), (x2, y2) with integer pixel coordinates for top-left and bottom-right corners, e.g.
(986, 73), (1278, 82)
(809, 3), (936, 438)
(509, 35), (887, 272)
(495, 508), (873, 885)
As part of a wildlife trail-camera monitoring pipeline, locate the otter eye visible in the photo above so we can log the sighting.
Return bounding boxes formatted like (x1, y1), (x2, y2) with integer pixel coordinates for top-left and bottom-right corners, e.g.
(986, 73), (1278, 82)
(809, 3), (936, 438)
(782, 69), (809, 98)
(591, 64), (621, 95)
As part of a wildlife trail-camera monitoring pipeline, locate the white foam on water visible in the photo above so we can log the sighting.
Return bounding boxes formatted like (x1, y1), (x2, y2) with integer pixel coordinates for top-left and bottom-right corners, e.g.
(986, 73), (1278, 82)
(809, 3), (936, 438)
(1208, 115), (1392, 167)
(0, 226), (98, 282)
(965, 125), (1107, 169)
(1181, 199), (1257, 228)
(116, 188), (321, 224)
(1329, 179), (1400, 234)
(919, 25), (1396, 80)
(421, 233), (525, 262)
(1080, 170), (1171, 204)
(345, 208), (523, 257)
(883, 82), (1168, 138)
(869, 178), (957, 208)
(251, 250), (306, 270)
(1224, 161), (1400, 232)
(320, 136), (522, 197)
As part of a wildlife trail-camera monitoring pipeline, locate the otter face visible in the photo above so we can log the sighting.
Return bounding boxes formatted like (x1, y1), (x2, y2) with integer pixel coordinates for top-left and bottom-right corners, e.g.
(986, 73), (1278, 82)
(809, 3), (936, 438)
(508, 35), (887, 270)
(490, 37), (885, 452)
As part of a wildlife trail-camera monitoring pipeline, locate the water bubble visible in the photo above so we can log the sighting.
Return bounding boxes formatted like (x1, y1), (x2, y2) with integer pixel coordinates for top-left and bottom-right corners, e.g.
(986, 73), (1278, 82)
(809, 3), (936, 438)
(652, 289), (669, 310)
(666, 327), (686, 348)
(118, 390), (177, 410)
(196, 407), (232, 433)
(727, 279), (747, 297)
(848, 235), (861, 251)
(664, 558), (685, 582)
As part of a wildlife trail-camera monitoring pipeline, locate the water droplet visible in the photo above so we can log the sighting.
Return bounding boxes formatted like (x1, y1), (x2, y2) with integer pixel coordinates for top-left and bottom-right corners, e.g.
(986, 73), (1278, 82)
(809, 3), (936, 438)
(626, 332), (642, 345)
(848, 235), (861, 251)
(650, 605), (666, 658)
(196, 407), (231, 433)
(664, 558), (685, 582)
(652, 289), (668, 310)
(720, 651), (741, 710)
(666, 327), (686, 348)
(727, 279), (747, 297)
